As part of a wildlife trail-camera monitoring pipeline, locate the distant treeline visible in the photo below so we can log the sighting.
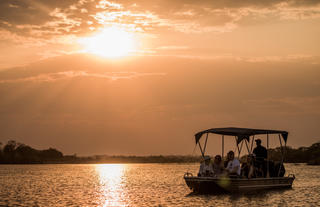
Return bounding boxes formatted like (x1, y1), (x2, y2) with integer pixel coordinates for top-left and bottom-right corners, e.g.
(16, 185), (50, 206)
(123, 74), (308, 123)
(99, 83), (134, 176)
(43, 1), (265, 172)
(0, 140), (63, 164)
(268, 142), (320, 165)
(0, 140), (319, 164)
(73, 155), (202, 164)
(0, 140), (201, 164)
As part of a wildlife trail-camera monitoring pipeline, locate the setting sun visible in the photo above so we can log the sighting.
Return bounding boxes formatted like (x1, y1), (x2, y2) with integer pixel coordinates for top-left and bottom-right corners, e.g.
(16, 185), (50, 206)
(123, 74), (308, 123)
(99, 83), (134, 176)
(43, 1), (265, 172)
(79, 27), (136, 58)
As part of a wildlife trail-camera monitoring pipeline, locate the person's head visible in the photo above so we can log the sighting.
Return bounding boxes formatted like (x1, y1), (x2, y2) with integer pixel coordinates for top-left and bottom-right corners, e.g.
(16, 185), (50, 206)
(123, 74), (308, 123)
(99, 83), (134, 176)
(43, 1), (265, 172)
(255, 139), (262, 146)
(203, 155), (211, 164)
(214, 155), (222, 164)
(227, 151), (234, 160)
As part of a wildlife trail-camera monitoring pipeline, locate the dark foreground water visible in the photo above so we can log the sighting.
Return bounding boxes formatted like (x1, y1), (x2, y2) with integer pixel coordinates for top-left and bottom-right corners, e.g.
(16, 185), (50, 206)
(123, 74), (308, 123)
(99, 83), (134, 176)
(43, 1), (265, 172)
(0, 163), (319, 207)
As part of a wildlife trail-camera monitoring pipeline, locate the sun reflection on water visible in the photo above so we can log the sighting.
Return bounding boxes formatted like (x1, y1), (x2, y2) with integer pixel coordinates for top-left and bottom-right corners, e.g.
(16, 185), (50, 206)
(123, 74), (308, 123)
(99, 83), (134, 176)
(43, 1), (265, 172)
(95, 164), (127, 207)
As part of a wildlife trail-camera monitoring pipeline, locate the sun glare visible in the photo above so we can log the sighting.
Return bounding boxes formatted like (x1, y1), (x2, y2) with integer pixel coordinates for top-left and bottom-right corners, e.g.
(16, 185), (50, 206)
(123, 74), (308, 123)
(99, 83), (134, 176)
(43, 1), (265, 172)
(79, 27), (136, 58)
(96, 164), (127, 206)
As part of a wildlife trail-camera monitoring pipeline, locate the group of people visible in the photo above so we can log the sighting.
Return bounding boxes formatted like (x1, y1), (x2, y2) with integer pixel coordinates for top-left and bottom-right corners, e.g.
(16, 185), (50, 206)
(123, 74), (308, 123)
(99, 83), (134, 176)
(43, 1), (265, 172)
(198, 139), (268, 178)
(198, 150), (240, 177)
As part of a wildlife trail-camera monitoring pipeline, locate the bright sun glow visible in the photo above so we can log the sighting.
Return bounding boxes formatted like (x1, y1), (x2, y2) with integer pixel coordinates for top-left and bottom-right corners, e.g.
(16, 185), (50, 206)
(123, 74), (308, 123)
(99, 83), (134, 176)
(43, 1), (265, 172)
(79, 27), (135, 58)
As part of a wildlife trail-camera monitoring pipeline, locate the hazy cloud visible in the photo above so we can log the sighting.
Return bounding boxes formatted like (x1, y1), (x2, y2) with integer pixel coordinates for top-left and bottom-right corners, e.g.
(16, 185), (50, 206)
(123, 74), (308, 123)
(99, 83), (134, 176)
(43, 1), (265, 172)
(1, 0), (320, 39)
(0, 70), (166, 83)
(0, 0), (319, 65)
(244, 96), (320, 115)
(238, 54), (320, 63)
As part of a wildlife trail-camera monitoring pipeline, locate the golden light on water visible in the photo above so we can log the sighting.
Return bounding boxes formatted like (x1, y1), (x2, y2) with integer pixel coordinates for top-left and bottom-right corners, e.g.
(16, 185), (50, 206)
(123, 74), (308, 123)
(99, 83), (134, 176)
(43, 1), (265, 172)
(96, 164), (127, 207)
(79, 27), (136, 58)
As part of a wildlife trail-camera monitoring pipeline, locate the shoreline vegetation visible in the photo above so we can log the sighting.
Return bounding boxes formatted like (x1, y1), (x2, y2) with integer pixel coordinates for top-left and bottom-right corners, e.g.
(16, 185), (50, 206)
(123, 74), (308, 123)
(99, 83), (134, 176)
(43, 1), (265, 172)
(0, 140), (319, 165)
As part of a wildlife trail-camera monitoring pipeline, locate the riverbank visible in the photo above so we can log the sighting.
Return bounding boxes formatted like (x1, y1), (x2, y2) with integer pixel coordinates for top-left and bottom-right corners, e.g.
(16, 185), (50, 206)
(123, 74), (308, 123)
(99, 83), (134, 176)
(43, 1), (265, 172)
(0, 140), (319, 165)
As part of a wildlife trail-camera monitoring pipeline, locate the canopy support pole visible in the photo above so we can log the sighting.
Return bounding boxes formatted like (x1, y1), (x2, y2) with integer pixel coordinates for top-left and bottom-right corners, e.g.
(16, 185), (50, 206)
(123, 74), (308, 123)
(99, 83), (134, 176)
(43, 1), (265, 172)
(222, 135), (224, 159)
(235, 136), (241, 158)
(250, 135), (255, 154)
(238, 140), (244, 158)
(278, 134), (285, 177)
(267, 133), (270, 178)
(278, 134), (284, 155)
(198, 142), (205, 158)
(283, 141), (287, 173)
(245, 139), (250, 154)
(203, 133), (208, 154)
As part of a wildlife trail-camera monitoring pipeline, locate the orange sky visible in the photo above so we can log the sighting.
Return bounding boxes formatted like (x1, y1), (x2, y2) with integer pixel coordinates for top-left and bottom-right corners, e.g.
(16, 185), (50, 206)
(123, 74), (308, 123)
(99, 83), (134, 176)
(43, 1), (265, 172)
(0, 0), (320, 155)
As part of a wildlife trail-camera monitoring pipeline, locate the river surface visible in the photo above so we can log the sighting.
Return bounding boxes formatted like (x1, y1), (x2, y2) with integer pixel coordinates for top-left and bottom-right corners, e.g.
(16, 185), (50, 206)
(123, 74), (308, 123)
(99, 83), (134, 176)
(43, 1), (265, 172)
(0, 163), (319, 207)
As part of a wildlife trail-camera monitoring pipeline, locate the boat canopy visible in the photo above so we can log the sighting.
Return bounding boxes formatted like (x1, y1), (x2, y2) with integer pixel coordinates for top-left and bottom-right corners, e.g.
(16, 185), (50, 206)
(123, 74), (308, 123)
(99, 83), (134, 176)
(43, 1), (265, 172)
(195, 127), (288, 144)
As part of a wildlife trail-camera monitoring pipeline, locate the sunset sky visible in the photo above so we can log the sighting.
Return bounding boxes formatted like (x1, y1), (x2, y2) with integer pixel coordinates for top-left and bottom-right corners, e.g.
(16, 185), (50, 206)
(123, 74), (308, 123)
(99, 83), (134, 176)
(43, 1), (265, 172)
(0, 0), (320, 155)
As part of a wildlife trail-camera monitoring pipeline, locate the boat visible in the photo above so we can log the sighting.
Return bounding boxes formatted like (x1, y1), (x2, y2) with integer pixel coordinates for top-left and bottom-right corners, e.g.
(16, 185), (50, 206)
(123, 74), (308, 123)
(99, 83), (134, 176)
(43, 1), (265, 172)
(184, 127), (295, 193)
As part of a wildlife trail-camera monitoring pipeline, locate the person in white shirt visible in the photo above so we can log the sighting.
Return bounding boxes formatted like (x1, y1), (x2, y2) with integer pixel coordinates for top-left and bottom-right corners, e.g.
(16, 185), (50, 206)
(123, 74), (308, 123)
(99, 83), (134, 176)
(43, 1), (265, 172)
(226, 151), (241, 176)
(198, 155), (214, 177)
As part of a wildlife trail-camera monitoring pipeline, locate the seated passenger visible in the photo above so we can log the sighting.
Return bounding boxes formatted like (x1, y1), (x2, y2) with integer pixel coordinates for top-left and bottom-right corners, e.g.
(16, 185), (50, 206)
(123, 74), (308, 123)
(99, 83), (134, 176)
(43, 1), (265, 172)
(198, 155), (214, 177)
(241, 157), (249, 178)
(213, 155), (225, 177)
(226, 151), (241, 177)
(241, 154), (256, 178)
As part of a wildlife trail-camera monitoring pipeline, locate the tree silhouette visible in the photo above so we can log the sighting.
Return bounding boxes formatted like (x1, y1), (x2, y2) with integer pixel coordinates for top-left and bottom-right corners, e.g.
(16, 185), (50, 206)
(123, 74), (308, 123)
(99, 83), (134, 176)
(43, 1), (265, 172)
(0, 140), (64, 164)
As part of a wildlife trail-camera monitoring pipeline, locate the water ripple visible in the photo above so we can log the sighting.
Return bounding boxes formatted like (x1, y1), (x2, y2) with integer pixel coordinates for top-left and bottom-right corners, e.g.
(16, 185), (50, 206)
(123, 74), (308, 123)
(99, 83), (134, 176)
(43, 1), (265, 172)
(0, 163), (319, 206)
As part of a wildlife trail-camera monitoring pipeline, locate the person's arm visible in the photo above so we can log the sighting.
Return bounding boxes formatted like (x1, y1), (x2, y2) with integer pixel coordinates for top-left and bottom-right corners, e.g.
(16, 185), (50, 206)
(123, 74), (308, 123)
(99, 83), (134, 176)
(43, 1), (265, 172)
(248, 165), (255, 178)
(220, 163), (225, 173)
(230, 165), (239, 174)
(253, 148), (257, 157)
(225, 162), (230, 172)
(209, 163), (214, 175)
(229, 160), (240, 174)
(198, 163), (204, 176)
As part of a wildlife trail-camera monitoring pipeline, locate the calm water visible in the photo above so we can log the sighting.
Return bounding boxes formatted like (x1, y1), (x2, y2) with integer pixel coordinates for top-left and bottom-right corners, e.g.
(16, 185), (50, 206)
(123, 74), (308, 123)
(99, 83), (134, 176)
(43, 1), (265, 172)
(0, 163), (319, 207)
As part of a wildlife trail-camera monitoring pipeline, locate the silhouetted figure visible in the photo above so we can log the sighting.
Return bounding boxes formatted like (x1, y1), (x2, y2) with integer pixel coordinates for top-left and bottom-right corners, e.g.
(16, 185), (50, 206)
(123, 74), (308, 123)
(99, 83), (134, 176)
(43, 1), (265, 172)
(253, 139), (267, 160)
(253, 139), (267, 177)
